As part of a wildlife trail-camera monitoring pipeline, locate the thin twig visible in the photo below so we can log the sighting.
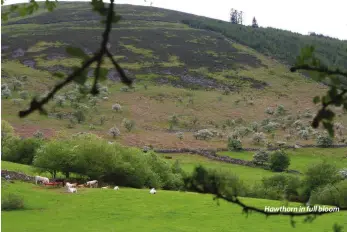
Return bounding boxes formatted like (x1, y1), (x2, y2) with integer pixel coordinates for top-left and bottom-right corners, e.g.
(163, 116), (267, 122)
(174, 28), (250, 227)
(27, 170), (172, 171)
(106, 49), (132, 84)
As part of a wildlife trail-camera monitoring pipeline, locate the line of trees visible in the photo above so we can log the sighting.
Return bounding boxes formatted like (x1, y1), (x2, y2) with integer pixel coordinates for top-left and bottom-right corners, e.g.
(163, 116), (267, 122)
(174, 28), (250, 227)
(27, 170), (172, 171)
(230, 8), (258, 28)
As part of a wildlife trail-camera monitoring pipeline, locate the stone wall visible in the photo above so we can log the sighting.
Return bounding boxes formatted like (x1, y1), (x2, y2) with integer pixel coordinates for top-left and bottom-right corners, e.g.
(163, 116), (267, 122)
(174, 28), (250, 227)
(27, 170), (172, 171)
(1, 170), (34, 182)
(155, 144), (347, 170)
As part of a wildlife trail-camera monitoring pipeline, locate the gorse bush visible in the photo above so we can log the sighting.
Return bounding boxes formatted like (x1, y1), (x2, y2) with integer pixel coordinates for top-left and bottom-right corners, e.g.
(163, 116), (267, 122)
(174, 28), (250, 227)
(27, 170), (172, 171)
(269, 150), (290, 172)
(1, 193), (24, 211)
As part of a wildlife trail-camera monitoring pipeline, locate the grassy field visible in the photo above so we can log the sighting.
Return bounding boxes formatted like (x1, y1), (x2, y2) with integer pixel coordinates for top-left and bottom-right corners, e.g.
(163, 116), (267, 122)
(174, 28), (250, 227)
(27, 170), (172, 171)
(218, 148), (347, 173)
(158, 153), (293, 185)
(2, 181), (346, 232)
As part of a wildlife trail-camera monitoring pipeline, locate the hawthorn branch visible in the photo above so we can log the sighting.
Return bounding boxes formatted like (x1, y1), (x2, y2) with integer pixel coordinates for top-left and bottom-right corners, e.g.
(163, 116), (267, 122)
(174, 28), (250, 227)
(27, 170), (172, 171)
(290, 64), (347, 132)
(19, 0), (132, 118)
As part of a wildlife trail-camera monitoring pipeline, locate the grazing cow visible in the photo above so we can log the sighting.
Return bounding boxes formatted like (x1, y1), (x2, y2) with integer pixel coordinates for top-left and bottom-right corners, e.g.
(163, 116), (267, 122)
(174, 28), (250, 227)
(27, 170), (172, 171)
(85, 180), (98, 188)
(101, 186), (109, 189)
(114, 186), (119, 190)
(150, 188), (156, 194)
(35, 176), (49, 185)
(65, 182), (77, 188)
(66, 186), (77, 193)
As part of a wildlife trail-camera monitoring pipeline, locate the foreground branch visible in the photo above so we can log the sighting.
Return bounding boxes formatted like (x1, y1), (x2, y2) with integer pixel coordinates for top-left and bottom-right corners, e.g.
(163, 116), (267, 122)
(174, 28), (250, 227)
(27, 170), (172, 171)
(19, 0), (132, 118)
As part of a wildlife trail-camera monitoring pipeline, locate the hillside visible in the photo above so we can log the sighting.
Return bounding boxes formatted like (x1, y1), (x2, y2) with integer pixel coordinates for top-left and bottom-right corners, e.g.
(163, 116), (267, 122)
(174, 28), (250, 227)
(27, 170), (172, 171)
(1, 2), (347, 149)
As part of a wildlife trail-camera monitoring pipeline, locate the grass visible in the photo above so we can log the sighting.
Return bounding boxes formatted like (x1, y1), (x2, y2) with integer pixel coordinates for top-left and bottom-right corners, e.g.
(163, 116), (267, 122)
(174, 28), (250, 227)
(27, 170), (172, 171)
(27, 41), (66, 53)
(158, 153), (294, 185)
(160, 55), (184, 67)
(2, 181), (346, 232)
(2, 161), (38, 176)
(218, 148), (347, 173)
(121, 43), (156, 58)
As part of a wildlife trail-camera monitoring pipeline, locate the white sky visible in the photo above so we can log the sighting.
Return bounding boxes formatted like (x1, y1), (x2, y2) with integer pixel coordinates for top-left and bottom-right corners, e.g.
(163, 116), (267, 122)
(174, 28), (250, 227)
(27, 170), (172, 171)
(3, 0), (347, 40)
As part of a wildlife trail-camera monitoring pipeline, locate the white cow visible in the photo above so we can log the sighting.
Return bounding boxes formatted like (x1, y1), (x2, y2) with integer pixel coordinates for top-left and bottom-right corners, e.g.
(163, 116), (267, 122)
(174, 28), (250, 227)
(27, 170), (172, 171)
(85, 180), (98, 188)
(101, 186), (109, 189)
(65, 182), (77, 188)
(114, 186), (119, 190)
(150, 188), (156, 194)
(66, 186), (77, 193)
(35, 176), (49, 185)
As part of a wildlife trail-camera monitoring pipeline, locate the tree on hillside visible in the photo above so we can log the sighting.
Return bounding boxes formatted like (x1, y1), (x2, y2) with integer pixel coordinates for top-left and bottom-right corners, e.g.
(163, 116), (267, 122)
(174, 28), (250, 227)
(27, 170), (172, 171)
(2, 0), (347, 229)
(230, 8), (243, 25)
(230, 8), (238, 24)
(238, 11), (243, 25)
(252, 17), (258, 28)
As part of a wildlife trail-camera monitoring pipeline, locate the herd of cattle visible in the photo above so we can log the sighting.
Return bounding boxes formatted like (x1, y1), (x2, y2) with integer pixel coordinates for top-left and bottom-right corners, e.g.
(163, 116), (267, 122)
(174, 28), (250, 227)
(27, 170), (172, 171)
(34, 175), (157, 194)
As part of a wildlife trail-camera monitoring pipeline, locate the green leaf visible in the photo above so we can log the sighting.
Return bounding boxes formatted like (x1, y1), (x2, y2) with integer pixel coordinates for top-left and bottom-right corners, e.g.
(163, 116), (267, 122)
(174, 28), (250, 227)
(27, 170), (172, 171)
(322, 121), (334, 137)
(91, 0), (107, 16)
(328, 87), (337, 99)
(1, 12), (9, 21)
(98, 68), (109, 81)
(18, 7), (28, 16)
(313, 96), (320, 104)
(74, 75), (88, 85)
(72, 67), (88, 85)
(45, 0), (57, 12)
(66, 46), (89, 60)
(112, 14), (121, 23)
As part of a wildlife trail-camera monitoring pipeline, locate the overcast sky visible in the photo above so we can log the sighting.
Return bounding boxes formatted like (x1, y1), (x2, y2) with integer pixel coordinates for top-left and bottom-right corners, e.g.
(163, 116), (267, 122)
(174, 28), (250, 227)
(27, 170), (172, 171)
(3, 0), (347, 40)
